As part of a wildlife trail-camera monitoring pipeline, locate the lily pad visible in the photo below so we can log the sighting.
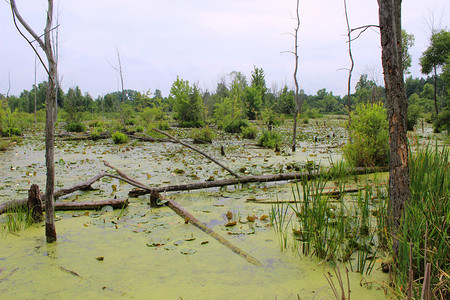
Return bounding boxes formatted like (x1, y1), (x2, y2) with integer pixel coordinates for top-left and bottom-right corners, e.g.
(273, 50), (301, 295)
(180, 248), (197, 255)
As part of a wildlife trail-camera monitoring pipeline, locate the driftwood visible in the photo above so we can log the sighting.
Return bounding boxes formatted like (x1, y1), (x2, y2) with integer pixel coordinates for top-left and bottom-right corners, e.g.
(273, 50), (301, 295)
(57, 132), (110, 141)
(0, 198), (129, 215)
(152, 128), (241, 178)
(103, 161), (262, 267)
(128, 166), (389, 197)
(126, 132), (174, 143)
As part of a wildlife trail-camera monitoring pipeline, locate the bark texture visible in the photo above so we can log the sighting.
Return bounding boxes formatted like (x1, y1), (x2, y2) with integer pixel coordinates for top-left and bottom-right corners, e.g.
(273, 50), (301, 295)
(377, 0), (410, 255)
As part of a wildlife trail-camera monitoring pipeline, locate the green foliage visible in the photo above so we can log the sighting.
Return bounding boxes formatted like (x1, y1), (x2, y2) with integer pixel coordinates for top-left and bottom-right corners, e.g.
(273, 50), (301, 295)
(191, 126), (215, 144)
(401, 30), (415, 74)
(304, 108), (322, 119)
(241, 124), (258, 139)
(343, 102), (389, 167)
(395, 144), (450, 298)
(420, 29), (450, 75)
(140, 107), (165, 124)
(156, 121), (170, 131)
(261, 108), (283, 126)
(169, 77), (204, 127)
(257, 130), (282, 150)
(433, 109), (450, 133)
(407, 104), (422, 131)
(112, 131), (128, 144)
(90, 127), (104, 141)
(221, 118), (249, 134)
(0, 100), (27, 137)
(65, 122), (86, 133)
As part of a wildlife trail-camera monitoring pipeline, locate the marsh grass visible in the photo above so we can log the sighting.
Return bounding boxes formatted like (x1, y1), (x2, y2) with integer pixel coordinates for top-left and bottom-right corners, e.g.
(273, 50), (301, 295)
(271, 169), (385, 275)
(394, 143), (449, 299)
(0, 205), (34, 235)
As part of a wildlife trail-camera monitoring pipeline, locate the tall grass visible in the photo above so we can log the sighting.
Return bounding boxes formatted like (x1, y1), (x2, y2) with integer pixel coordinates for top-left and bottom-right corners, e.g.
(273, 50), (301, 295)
(395, 144), (449, 299)
(0, 206), (34, 235)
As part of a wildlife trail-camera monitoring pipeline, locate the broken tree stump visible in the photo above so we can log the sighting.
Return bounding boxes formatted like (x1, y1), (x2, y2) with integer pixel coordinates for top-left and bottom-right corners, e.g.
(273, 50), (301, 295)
(28, 184), (43, 222)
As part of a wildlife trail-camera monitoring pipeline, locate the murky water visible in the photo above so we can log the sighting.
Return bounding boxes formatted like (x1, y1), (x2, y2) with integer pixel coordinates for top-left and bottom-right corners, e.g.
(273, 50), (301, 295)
(0, 121), (402, 299)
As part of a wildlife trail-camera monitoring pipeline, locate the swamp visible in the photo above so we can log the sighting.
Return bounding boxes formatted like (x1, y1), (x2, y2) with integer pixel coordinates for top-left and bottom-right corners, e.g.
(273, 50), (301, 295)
(0, 114), (448, 299)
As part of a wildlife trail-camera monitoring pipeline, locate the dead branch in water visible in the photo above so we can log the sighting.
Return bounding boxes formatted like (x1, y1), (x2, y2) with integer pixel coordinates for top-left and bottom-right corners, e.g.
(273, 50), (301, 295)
(103, 161), (262, 267)
(128, 166), (388, 197)
(152, 128), (241, 178)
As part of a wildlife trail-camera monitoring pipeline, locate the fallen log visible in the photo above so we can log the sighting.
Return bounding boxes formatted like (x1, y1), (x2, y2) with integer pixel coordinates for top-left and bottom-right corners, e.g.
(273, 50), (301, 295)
(104, 161), (262, 267)
(0, 198), (128, 215)
(0, 172), (112, 215)
(128, 166), (389, 197)
(126, 132), (174, 143)
(53, 198), (129, 211)
(152, 128), (241, 178)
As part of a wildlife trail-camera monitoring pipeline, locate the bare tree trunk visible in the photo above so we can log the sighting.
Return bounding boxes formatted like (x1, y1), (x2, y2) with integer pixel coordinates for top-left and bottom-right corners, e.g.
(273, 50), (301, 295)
(34, 55), (37, 123)
(292, 0), (301, 152)
(344, 0), (353, 129)
(377, 0), (410, 256)
(116, 48), (125, 106)
(433, 67), (438, 115)
(10, 0), (57, 242)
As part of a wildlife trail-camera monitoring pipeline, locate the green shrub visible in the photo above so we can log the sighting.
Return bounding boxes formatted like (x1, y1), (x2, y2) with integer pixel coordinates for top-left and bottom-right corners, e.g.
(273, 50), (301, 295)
(0, 140), (9, 151)
(241, 125), (258, 139)
(90, 127), (103, 141)
(157, 121), (170, 131)
(258, 130), (282, 150)
(433, 109), (450, 134)
(407, 104), (421, 131)
(191, 126), (215, 143)
(112, 131), (128, 144)
(343, 102), (389, 167)
(1, 127), (22, 137)
(65, 122), (86, 133)
(261, 108), (283, 126)
(305, 109), (323, 119)
(223, 118), (249, 134)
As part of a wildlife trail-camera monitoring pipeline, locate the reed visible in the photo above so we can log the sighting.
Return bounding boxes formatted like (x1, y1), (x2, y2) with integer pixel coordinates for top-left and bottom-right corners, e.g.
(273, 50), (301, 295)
(395, 143), (449, 299)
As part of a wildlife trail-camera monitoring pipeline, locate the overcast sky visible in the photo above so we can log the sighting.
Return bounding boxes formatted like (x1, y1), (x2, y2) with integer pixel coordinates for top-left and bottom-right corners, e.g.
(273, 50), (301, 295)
(1, 0), (448, 99)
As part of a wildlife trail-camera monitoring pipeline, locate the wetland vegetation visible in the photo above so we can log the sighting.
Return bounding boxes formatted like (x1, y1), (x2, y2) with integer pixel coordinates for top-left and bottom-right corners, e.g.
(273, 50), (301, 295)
(1, 53), (449, 298)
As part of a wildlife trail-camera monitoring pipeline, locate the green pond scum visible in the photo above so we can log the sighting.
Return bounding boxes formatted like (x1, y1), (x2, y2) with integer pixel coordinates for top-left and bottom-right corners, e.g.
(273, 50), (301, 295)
(3, 118), (445, 299)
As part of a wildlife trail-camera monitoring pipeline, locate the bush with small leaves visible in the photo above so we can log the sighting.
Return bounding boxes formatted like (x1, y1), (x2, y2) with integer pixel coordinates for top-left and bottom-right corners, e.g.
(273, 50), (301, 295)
(241, 125), (258, 139)
(192, 126), (215, 143)
(343, 102), (389, 167)
(258, 130), (282, 150)
(112, 131), (128, 144)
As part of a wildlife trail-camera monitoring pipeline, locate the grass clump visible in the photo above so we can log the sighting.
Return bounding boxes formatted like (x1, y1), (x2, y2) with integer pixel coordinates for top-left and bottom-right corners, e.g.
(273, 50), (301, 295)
(112, 131), (128, 144)
(191, 126), (215, 144)
(257, 130), (282, 150)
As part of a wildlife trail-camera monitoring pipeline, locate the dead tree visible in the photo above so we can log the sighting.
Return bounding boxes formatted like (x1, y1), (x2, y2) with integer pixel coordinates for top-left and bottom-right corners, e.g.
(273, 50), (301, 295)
(377, 0), (410, 256)
(291, 0), (301, 152)
(10, 0), (58, 242)
(343, 0), (354, 129)
(282, 0), (302, 152)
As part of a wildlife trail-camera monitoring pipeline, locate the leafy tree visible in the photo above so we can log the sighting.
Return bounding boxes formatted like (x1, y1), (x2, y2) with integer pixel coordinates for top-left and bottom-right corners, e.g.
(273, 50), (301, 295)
(420, 29), (450, 115)
(169, 77), (204, 127)
(401, 30), (415, 75)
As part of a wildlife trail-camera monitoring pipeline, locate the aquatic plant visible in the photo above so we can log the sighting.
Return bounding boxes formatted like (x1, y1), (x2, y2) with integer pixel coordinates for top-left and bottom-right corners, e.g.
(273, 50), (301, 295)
(0, 206), (33, 234)
(394, 143), (449, 299)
